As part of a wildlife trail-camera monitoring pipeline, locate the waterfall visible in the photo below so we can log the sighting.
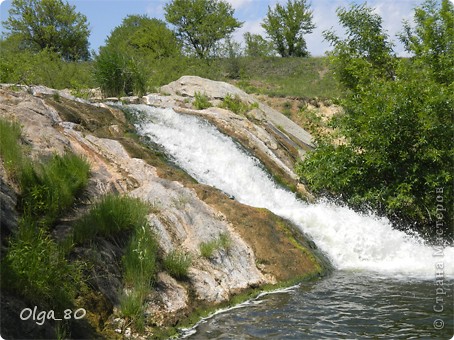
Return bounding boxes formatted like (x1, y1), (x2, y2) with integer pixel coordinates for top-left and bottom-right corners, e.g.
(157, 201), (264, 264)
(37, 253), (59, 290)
(130, 105), (454, 280)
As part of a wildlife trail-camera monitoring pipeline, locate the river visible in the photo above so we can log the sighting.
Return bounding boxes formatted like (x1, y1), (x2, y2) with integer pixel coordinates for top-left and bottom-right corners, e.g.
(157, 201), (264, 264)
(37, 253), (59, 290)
(129, 105), (454, 339)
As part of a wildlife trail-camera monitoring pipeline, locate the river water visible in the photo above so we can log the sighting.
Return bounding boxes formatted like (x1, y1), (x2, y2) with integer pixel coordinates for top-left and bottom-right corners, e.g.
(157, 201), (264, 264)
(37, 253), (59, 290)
(129, 105), (454, 339)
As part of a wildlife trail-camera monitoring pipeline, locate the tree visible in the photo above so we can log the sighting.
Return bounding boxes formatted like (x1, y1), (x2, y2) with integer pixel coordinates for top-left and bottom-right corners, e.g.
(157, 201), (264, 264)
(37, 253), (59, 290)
(105, 15), (181, 59)
(164, 0), (242, 59)
(297, 2), (453, 240)
(323, 3), (395, 91)
(399, 0), (454, 85)
(2, 0), (90, 61)
(262, 0), (315, 57)
(243, 33), (274, 57)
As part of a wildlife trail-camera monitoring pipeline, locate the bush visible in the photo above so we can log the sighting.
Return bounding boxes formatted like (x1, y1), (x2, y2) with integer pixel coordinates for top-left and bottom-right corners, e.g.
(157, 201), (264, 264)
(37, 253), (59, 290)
(163, 250), (192, 280)
(93, 48), (147, 97)
(0, 38), (95, 89)
(193, 91), (212, 110)
(0, 118), (23, 178)
(73, 194), (150, 243)
(20, 153), (90, 225)
(220, 94), (256, 114)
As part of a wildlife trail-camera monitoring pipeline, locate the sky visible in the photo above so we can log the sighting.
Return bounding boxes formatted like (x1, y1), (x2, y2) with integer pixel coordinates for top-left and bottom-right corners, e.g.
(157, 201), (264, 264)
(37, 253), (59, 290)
(0, 0), (438, 56)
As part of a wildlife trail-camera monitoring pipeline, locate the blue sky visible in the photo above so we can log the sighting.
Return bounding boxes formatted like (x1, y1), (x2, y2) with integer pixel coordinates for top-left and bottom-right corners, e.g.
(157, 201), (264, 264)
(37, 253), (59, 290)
(0, 0), (430, 56)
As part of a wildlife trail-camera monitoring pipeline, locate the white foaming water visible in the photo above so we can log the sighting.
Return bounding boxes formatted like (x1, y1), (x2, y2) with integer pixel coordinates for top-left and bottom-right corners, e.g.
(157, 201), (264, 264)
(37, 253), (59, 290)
(131, 105), (454, 279)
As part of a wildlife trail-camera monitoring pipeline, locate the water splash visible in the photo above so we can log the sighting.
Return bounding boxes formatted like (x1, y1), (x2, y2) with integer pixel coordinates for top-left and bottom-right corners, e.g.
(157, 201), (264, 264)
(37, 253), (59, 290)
(131, 105), (454, 279)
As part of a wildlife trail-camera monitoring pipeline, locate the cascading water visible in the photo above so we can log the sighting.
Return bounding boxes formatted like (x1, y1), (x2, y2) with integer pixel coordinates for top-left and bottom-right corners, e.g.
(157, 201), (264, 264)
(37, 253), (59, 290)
(129, 104), (454, 280)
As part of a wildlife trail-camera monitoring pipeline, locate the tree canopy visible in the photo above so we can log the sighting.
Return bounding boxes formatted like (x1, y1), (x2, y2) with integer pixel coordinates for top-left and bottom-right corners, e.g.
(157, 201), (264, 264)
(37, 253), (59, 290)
(323, 3), (396, 91)
(243, 33), (274, 57)
(164, 0), (242, 59)
(3, 0), (90, 61)
(399, 0), (454, 85)
(262, 0), (315, 57)
(104, 15), (181, 59)
(297, 0), (454, 240)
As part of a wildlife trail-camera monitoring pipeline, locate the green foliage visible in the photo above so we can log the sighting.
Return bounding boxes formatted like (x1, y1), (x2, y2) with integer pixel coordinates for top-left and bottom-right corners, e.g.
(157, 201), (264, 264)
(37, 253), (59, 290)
(120, 225), (157, 332)
(220, 37), (243, 79)
(3, 0), (90, 61)
(119, 290), (146, 332)
(123, 225), (158, 289)
(399, 0), (454, 85)
(243, 33), (274, 57)
(163, 250), (192, 280)
(0, 38), (95, 88)
(105, 15), (181, 60)
(93, 48), (147, 97)
(164, 0), (243, 59)
(298, 2), (453, 239)
(2, 220), (81, 311)
(193, 91), (212, 109)
(20, 153), (90, 226)
(199, 233), (232, 259)
(73, 194), (150, 243)
(220, 94), (255, 114)
(323, 3), (396, 91)
(262, 0), (315, 57)
(0, 118), (23, 178)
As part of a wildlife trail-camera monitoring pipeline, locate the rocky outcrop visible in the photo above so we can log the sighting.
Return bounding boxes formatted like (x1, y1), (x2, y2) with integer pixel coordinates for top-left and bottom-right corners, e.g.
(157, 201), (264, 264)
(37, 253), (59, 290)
(159, 76), (313, 149)
(0, 81), (328, 339)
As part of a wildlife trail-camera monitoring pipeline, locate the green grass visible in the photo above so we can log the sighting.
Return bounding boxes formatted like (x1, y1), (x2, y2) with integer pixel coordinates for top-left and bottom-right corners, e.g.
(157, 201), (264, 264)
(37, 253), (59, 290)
(73, 194), (150, 243)
(119, 290), (146, 332)
(199, 233), (232, 259)
(1, 219), (81, 312)
(0, 118), (24, 178)
(163, 250), (192, 280)
(1, 39), (341, 100)
(234, 57), (342, 99)
(20, 153), (90, 226)
(123, 225), (158, 289)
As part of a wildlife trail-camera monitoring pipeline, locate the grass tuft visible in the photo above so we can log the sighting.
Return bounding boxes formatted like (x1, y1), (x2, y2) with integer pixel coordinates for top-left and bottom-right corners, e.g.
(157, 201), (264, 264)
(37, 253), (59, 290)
(163, 250), (192, 280)
(20, 153), (90, 226)
(199, 232), (232, 259)
(0, 118), (24, 178)
(73, 194), (150, 243)
(123, 225), (158, 289)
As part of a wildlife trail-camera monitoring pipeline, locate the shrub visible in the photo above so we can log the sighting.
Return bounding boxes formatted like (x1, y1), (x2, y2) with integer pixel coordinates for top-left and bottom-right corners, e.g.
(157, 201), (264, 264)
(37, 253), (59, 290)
(220, 94), (254, 114)
(93, 48), (147, 97)
(193, 91), (212, 110)
(73, 194), (150, 243)
(163, 250), (192, 280)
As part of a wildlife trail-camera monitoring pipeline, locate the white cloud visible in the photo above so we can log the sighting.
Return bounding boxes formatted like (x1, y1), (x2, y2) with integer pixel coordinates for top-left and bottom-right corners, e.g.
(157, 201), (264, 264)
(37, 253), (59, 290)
(226, 0), (255, 10)
(146, 1), (166, 19)
(233, 18), (265, 45)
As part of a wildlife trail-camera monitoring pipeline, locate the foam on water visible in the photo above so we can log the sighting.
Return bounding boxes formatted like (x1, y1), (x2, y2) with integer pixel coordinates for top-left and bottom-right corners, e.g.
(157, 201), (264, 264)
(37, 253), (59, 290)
(131, 105), (454, 280)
